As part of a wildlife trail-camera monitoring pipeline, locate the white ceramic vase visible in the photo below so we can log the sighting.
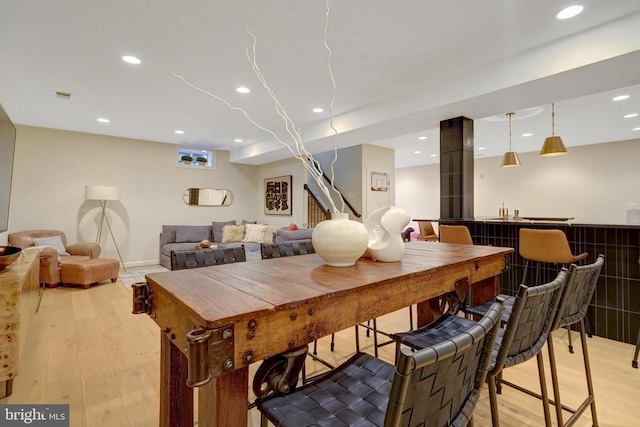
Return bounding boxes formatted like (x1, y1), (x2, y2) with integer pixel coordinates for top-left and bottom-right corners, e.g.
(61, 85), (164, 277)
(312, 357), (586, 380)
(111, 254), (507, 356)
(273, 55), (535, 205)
(312, 213), (369, 267)
(365, 206), (411, 262)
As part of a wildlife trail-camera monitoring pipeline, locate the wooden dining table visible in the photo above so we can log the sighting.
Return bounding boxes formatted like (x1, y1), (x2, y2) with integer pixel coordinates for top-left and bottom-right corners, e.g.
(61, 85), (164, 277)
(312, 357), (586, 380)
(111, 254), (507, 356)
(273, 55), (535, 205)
(135, 241), (512, 427)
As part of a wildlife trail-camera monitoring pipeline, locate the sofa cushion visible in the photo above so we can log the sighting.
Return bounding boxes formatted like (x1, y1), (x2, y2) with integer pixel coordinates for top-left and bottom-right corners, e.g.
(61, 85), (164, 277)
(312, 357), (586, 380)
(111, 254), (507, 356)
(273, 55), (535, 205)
(32, 235), (69, 256)
(175, 225), (211, 243)
(212, 220), (236, 243)
(221, 225), (245, 243)
(161, 242), (202, 257)
(161, 226), (178, 245)
(262, 225), (283, 244)
(243, 224), (267, 242)
(275, 228), (313, 243)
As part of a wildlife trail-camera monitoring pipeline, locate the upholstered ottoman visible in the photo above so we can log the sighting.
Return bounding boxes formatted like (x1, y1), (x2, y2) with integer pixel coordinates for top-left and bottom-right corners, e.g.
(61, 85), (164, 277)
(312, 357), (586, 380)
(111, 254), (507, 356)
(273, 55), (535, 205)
(60, 258), (119, 289)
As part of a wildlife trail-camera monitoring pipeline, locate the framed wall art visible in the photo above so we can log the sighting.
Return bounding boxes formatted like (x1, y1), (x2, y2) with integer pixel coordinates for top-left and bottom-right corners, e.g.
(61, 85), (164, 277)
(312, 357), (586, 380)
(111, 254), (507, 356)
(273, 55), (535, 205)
(264, 175), (292, 215)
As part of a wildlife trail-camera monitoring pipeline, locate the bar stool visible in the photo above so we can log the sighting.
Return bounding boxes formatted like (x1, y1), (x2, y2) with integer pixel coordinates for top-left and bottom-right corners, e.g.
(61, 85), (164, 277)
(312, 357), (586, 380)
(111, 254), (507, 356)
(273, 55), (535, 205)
(519, 228), (587, 286)
(519, 228), (588, 352)
(439, 224), (474, 245)
(547, 255), (604, 427)
(417, 220), (438, 241)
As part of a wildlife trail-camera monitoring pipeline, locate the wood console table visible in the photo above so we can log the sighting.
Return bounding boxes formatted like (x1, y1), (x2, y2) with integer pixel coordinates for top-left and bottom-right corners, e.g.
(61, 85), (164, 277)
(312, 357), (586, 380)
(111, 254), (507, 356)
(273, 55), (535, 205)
(0, 248), (41, 397)
(137, 241), (512, 426)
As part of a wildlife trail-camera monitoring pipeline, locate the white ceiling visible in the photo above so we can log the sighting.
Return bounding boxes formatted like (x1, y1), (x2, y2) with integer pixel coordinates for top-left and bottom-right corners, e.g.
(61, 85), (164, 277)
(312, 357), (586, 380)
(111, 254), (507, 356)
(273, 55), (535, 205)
(1, 0), (640, 168)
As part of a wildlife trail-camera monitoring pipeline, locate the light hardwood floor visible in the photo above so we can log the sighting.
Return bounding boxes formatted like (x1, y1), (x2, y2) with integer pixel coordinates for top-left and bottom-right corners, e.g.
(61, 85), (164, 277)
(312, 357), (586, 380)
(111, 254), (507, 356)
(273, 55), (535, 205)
(5, 275), (640, 426)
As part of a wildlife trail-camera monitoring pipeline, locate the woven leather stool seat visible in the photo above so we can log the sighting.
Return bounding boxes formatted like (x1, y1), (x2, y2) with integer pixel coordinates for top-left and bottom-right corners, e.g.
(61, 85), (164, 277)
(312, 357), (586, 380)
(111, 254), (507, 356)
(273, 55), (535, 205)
(464, 294), (514, 323)
(391, 312), (477, 350)
(257, 300), (504, 427)
(258, 352), (393, 426)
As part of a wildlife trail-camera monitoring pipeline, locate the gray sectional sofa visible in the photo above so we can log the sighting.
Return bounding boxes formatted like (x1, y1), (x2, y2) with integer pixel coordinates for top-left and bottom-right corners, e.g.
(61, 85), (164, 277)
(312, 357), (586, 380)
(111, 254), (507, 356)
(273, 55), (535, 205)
(159, 221), (313, 269)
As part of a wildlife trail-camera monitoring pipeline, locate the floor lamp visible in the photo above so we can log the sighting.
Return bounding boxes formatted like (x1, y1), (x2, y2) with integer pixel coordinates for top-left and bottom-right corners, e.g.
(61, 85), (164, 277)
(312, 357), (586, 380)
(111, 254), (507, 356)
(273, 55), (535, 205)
(85, 185), (127, 272)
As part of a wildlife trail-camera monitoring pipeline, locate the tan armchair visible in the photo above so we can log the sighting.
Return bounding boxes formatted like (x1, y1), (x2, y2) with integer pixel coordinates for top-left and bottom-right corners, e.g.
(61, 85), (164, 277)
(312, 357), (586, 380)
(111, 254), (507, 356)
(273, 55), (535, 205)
(8, 230), (101, 287)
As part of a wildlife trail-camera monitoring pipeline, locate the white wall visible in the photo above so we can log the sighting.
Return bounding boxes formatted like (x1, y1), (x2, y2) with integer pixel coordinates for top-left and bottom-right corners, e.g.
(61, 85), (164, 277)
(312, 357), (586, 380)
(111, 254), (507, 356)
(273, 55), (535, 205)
(397, 138), (640, 229)
(308, 144), (396, 221)
(362, 144), (396, 221)
(4, 125), (262, 266)
(257, 158), (308, 227)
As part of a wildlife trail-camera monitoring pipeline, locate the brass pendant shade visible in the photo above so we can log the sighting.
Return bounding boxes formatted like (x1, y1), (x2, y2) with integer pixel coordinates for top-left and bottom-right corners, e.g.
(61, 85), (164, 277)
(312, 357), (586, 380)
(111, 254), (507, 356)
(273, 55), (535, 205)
(501, 151), (522, 167)
(540, 135), (568, 156)
(500, 112), (521, 168)
(540, 102), (568, 156)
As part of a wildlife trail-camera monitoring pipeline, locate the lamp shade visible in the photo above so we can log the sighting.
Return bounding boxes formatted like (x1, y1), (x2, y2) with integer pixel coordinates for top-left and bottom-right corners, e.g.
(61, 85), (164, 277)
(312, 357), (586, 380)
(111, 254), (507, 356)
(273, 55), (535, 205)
(500, 151), (522, 168)
(85, 185), (120, 201)
(539, 136), (568, 156)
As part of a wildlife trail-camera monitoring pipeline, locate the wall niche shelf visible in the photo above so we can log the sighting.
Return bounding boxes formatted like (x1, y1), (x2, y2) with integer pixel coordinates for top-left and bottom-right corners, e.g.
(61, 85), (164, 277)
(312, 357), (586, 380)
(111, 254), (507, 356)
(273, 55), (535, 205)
(176, 147), (216, 170)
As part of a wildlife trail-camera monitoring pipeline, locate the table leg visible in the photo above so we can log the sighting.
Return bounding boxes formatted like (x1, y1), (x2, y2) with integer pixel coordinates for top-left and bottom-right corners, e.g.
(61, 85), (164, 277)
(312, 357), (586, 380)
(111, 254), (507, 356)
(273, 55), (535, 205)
(416, 301), (436, 327)
(471, 276), (500, 306)
(198, 366), (249, 427)
(160, 332), (193, 427)
(417, 275), (501, 327)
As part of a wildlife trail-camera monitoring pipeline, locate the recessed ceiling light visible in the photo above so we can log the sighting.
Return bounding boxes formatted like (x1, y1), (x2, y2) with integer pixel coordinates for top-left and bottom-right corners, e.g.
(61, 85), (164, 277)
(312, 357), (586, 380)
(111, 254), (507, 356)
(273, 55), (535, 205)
(234, 139), (243, 143)
(414, 150), (421, 154)
(122, 55), (141, 65)
(613, 95), (630, 101)
(522, 133), (533, 137)
(312, 108), (324, 113)
(418, 136), (427, 140)
(97, 118), (110, 123)
(478, 147), (486, 150)
(634, 127), (640, 131)
(624, 113), (638, 118)
(174, 130), (184, 134)
(429, 154), (437, 157)
(556, 5), (584, 20)
(236, 86), (250, 94)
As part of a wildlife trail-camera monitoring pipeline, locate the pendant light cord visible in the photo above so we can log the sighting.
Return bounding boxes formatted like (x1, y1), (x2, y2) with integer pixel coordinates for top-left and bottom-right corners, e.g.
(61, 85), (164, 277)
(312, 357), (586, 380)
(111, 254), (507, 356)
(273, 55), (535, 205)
(507, 112), (514, 150)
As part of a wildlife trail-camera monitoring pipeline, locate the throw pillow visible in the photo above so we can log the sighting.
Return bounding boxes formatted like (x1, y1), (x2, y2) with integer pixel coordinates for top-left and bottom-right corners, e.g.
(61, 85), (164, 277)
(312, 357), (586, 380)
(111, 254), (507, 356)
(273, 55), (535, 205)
(221, 225), (245, 243)
(241, 219), (257, 225)
(212, 220), (236, 243)
(243, 224), (267, 242)
(262, 225), (283, 244)
(32, 235), (69, 256)
(287, 223), (299, 231)
(175, 225), (211, 243)
(160, 226), (178, 245)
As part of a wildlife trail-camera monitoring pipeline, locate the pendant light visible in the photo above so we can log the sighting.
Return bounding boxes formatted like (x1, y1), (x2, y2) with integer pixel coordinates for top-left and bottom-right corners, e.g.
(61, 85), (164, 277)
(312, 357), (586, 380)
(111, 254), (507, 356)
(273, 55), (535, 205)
(500, 112), (521, 168)
(540, 102), (568, 156)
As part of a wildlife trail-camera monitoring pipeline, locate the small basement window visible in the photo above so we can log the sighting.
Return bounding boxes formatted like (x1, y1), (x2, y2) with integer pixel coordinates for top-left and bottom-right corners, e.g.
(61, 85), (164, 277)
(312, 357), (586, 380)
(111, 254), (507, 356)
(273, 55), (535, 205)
(176, 147), (216, 169)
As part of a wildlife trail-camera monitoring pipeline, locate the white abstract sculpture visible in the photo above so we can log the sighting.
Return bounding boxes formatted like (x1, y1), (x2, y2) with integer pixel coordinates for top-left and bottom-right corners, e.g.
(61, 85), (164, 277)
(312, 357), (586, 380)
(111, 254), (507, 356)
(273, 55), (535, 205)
(365, 206), (411, 262)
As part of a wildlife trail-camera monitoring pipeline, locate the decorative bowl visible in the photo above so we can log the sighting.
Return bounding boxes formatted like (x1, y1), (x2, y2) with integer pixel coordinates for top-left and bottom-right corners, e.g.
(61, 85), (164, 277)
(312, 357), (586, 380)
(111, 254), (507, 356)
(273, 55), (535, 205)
(0, 246), (22, 269)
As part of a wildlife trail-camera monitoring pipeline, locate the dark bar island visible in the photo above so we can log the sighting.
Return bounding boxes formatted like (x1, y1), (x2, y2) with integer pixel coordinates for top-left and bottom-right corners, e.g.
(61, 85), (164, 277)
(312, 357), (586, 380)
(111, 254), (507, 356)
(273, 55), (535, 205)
(433, 218), (640, 344)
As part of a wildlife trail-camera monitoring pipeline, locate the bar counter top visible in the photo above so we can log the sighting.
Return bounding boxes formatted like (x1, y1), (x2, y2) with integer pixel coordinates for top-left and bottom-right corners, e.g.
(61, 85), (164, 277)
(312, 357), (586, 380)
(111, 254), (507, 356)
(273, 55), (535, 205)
(415, 217), (640, 229)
